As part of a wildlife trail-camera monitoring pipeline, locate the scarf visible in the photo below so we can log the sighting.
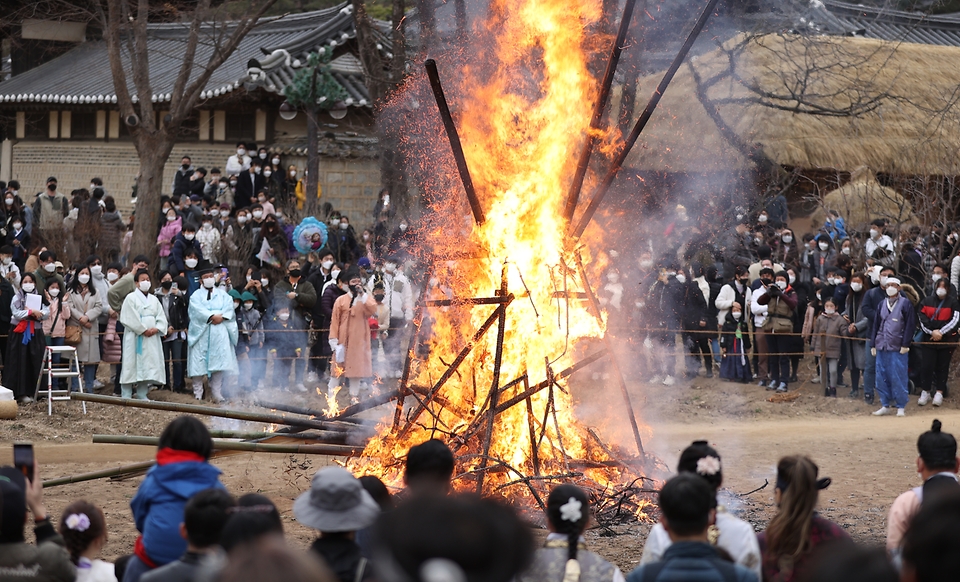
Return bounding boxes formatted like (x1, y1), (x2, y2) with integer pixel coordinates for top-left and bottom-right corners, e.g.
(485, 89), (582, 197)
(13, 319), (35, 345)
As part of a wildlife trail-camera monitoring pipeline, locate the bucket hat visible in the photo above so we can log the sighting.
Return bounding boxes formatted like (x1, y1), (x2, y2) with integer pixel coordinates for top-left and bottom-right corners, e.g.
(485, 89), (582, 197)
(293, 467), (380, 532)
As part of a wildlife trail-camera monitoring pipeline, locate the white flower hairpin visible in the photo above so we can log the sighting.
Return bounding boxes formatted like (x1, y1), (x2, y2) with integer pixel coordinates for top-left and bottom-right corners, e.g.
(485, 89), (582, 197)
(696, 456), (722, 476)
(559, 497), (583, 523)
(65, 513), (91, 532)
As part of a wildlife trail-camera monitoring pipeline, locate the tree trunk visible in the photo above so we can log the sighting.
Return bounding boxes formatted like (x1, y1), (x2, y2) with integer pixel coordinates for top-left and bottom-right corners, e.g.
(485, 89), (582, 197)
(130, 134), (174, 265)
(418, 0), (436, 52)
(455, 0), (467, 43)
(306, 106), (320, 217)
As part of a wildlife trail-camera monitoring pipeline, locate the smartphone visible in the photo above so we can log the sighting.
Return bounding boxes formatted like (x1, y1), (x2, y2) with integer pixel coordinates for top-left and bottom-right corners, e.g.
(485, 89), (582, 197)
(171, 282), (178, 290)
(13, 442), (34, 482)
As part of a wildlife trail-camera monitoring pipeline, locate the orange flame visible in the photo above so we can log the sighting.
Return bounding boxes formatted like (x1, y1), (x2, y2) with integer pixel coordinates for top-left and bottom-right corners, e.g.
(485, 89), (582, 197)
(350, 0), (649, 503)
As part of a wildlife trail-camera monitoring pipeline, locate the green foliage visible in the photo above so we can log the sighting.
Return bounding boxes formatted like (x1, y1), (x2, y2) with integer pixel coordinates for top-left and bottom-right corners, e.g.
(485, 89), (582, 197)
(282, 51), (349, 109)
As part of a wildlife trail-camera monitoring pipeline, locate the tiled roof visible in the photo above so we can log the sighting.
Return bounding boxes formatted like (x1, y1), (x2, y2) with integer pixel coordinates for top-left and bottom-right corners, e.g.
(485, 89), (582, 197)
(267, 131), (380, 158)
(0, 2), (378, 108)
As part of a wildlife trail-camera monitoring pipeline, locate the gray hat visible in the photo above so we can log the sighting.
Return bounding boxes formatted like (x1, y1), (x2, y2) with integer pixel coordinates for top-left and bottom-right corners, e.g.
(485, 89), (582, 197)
(293, 467), (380, 532)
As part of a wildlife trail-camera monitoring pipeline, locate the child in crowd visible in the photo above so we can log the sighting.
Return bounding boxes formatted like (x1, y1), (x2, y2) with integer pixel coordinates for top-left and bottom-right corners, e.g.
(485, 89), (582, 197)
(125, 417), (225, 582)
(813, 297), (845, 397)
(59, 500), (116, 582)
(719, 301), (751, 383)
(518, 484), (623, 582)
(235, 291), (263, 392)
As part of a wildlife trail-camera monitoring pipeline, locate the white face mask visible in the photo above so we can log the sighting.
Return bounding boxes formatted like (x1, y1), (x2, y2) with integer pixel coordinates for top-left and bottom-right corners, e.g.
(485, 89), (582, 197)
(107, 272), (119, 282)
(1, 257), (9, 266)
(789, 274), (796, 284)
(331, 218), (341, 226)
(272, 158), (280, 165)
(12, 222), (21, 231)
(818, 242), (829, 251)
(202, 223), (212, 231)
(731, 311), (742, 320)
(4, 198), (12, 206)
(675, 274), (687, 284)
(78, 274), (90, 285)
(782, 235), (793, 243)
(776, 280), (787, 290)
(237, 215), (248, 224)
(870, 229), (880, 239)
(363, 234), (370, 241)
(330, 269), (341, 281)
(827, 278), (836, 286)
(234, 301), (241, 310)
(261, 278), (269, 287)
(185, 258), (199, 269)
(252, 211), (263, 219)
(932, 274), (943, 282)
(278, 312), (290, 322)
(886, 286), (899, 297)
(184, 233), (195, 241)
(48, 288), (60, 298)
(21, 283), (35, 293)
(259, 152), (267, 159)
(824, 307), (836, 315)
(243, 302), (254, 311)
(202, 277), (215, 289)
(841, 246), (851, 256)
(44, 263), (56, 273)
(340, 223), (349, 230)
(385, 263), (397, 274)
(90, 184), (97, 191)
(850, 282), (862, 292)
(879, 276), (889, 286)
(91, 265), (102, 276)
(290, 170), (297, 178)
(138, 280), (151, 292)
(167, 214), (177, 222)
(220, 210), (230, 218)
(321, 260), (334, 270)
(237, 148), (246, 156)
(937, 287), (948, 298)
(758, 215), (768, 223)
(399, 223), (408, 231)
(264, 170), (272, 178)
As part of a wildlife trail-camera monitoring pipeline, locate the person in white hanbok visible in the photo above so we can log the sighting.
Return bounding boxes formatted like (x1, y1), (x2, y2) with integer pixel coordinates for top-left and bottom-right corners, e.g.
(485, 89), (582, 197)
(119, 269), (168, 400)
(187, 268), (238, 403)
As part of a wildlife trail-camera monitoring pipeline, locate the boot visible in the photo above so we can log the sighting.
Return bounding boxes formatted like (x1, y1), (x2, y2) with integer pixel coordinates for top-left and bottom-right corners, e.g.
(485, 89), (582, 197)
(827, 386), (837, 398)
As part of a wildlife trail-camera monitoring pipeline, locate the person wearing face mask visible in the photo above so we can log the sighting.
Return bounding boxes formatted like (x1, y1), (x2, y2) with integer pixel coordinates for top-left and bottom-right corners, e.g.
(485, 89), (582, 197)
(772, 230), (800, 274)
(225, 142), (251, 176)
(172, 156), (195, 196)
(33, 250), (65, 293)
(842, 273), (870, 399)
(859, 266), (897, 405)
(6, 273), (49, 403)
(806, 234), (837, 286)
(326, 215), (359, 264)
(63, 266), (103, 393)
(823, 209), (847, 241)
(306, 252), (340, 381)
(869, 277), (916, 416)
(676, 265), (710, 380)
(0, 244), (22, 288)
(386, 217), (415, 260)
(270, 260), (316, 392)
(195, 215), (222, 263)
(4, 215), (30, 273)
(645, 262), (684, 386)
(234, 291), (264, 392)
(811, 297), (845, 397)
(98, 196), (125, 263)
(234, 159), (265, 210)
(116, 269), (167, 400)
(252, 218), (288, 271)
(715, 265), (752, 328)
(757, 271), (797, 393)
(32, 177), (69, 244)
(156, 208), (183, 272)
(170, 225), (203, 274)
(255, 190), (276, 217)
(865, 219), (897, 267)
(154, 273), (189, 394)
(329, 268), (378, 402)
(186, 268), (239, 403)
(915, 278), (960, 408)
(719, 301), (752, 383)
(40, 280), (71, 391)
(371, 257), (414, 378)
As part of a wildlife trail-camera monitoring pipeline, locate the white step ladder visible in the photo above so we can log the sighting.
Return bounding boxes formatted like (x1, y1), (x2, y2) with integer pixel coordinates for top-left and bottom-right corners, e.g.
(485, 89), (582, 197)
(34, 345), (87, 416)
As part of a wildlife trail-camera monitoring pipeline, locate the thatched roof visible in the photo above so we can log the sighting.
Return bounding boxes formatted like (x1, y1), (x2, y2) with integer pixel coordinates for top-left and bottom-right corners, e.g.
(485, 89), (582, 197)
(807, 167), (916, 232)
(624, 33), (960, 176)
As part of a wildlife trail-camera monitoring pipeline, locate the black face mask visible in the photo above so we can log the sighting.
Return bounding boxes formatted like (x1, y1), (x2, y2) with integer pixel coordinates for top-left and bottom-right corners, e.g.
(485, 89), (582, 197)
(48, 183), (57, 191)
(288, 269), (301, 278)
(374, 294), (385, 303)
(182, 164), (190, 170)
(761, 279), (772, 286)
(161, 280), (173, 290)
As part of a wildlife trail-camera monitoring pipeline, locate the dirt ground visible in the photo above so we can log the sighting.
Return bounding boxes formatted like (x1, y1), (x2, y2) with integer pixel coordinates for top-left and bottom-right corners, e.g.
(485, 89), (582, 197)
(1, 364), (954, 574)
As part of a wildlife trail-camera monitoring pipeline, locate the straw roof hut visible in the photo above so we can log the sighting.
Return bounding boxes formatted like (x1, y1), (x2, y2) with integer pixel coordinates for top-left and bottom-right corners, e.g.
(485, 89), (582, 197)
(625, 33), (960, 177)
(807, 166), (916, 232)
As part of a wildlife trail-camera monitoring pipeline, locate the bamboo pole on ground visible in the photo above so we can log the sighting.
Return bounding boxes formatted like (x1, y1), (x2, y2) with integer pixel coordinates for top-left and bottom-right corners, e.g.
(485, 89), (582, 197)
(92, 435), (364, 456)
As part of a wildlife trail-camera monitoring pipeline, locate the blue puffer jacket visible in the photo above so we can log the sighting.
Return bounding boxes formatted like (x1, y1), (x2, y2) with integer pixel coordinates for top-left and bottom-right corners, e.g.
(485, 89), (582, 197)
(626, 542), (758, 582)
(130, 460), (225, 566)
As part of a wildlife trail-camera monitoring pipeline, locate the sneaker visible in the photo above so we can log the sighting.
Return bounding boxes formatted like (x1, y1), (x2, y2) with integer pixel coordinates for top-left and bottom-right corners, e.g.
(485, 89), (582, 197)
(918, 391), (931, 406)
(776, 383), (788, 393)
(294, 383), (307, 393)
(864, 393), (875, 406)
(662, 375), (676, 386)
(757, 379), (767, 387)
(873, 406), (891, 416)
(768, 380), (779, 389)
(93, 379), (105, 389)
(18, 396), (34, 404)
(306, 371), (319, 383)
(897, 408), (906, 417)
(811, 376), (821, 384)
(848, 388), (860, 399)
(934, 392), (944, 407)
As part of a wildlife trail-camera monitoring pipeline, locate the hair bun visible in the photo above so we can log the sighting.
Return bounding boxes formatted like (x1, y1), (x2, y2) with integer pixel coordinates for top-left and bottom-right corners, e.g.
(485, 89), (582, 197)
(932, 419), (942, 433)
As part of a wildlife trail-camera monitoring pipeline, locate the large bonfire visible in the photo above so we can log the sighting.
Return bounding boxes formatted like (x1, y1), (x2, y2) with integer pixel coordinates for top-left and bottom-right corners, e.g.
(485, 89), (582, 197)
(350, 0), (657, 515)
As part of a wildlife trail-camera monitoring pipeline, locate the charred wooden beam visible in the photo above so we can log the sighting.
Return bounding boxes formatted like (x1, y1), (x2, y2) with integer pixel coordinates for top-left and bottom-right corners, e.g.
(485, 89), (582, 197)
(570, 0), (721, 238)
(477, 264), (510, 494)
(92, 435), (364, 456)
(425, 59), (486, 226)
(426, 296), (513, 307)
(493, 348), (608, 414)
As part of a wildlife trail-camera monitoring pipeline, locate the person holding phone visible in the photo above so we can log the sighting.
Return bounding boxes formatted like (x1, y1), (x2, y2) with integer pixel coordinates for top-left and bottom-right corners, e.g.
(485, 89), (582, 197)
(329, 268), (378, 403)
(6, 272), (48, 403)
(0, 458), (77, 581)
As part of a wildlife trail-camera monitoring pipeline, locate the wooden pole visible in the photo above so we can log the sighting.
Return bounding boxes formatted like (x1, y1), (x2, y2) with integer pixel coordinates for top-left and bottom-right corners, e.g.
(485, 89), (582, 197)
(494, 349), (609, 414)
(70, 393), (357, 432)
(92, 435), (364, 456)
(476, 264), (510, 494)
(43, 460), (157, 488)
